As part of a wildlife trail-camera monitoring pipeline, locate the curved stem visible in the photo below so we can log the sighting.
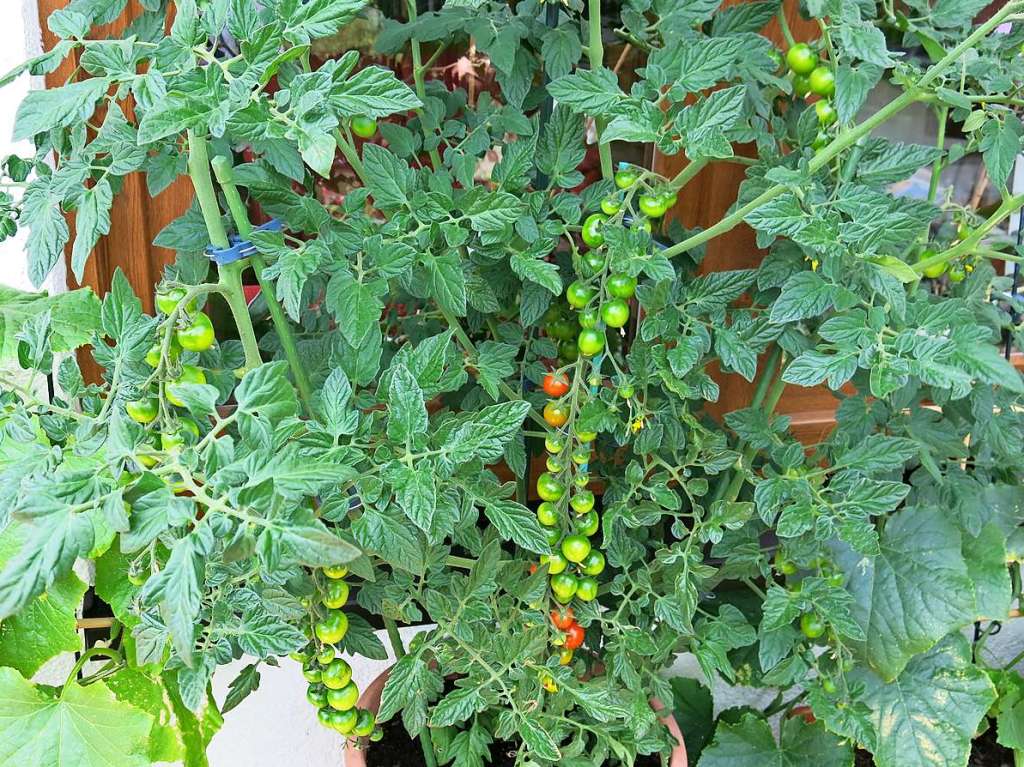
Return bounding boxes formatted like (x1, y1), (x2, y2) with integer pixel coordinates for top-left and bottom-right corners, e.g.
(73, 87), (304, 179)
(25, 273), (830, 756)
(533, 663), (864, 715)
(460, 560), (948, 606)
(218, 261), (263, 372)
(334, 128), (368, 185)
(63, 647), (122, 696)
(915, 193), (1024, 274)
(587, 0), (614, 181)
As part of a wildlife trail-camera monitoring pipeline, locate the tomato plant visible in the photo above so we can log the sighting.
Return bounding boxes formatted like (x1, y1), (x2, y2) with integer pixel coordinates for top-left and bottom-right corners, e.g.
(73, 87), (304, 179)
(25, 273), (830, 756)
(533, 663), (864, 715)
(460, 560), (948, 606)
(0, 1), (1021, 766)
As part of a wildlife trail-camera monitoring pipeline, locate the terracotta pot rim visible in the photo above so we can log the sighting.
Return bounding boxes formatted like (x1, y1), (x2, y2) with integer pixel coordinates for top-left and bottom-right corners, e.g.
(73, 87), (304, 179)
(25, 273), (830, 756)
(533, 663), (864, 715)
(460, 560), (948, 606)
(344, 667), (688, 767)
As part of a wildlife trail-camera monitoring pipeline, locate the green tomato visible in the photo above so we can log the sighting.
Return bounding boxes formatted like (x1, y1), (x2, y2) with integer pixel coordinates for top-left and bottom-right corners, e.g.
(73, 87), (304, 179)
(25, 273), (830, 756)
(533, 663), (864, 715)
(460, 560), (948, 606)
(575, 576), (599, 602)
(537, 502), (560, 526)
(637, 194), (668, 219)
(581, 549), (606, 576)
(541, 552), (568, 575)
(581, 251), (605, 277)
(808, 66), (835, 97)
(155, 287), (195, 315)
(327, 682), (360, 711)
(571, 446), (591, 466)
(322, 579), (350, 609)
(576, 429), (597, 442)
(948, 264), (966, 283)
(317, 707), (334, 728)
(606, 273), (637, 299)
(581, 213), (608, 248)
(350, 115), (378, 139)
(577, 329), (605, 357)
(561, 534), (592, 563)
(775, 551), (797, 575)
(548, 318), (578, 341)
(632, 217), (652, 233)
(314, 610), (349, 645)
(307, 684), (328, 708)
(618, 384), (634, 399)
(166, 364), (207, 407)
(826, 572), (844, 588)
(578, 308), (599, 329)
(614, 167), (639, 190)
(814, 100), (837, 126)
(317, 647), (336, 665)
(800, 613), (826, 639)
(821, 677), (838, 695)
(917, 248), (947, 279)
(811, 131), (830, 151)
(370, 727), (384, 742)
(353, 709), (376, 737)
(303, 663), (323, 683)
(601, 298), (630, 328)
(558, 339), (579, 363)
(545, 436), (565, 454)
(536, 472), (566, 502)
(570, 490), (595, 514)
(600, 197), (622, 216)
(792, 73), (812, 97)
(323, 565), (349, 579)
(550, 573), (578, 603)
(575, 510), (600, 537)
(574, 472), (590, 487)
(328, 707), (359, 734)
(160, 418), (200, 451)
(544, 525), (562, 547)
(956, 220), (971, 240)
(786, 43), (818, 75)
(321, 658), (353, 690)
(176, 311), (215, 352)
(566, 280), (595, 309)
(126, 398), (158, 424)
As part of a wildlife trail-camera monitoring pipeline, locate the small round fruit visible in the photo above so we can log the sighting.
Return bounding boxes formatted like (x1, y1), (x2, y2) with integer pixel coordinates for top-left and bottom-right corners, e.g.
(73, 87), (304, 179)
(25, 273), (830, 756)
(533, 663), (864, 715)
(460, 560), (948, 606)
(793, 73), (812, 97)
(550, 607), (575, 630)
(145, 344), (162, 368)
(541, 674), (558, 693)
(564, 623), (585, 649)
(323, 565), (348, 579)
(536, 472), (565, 502)
(317, 707), (334, 728)
(577, 329), (605, 357)
(353, 709), (376, 737)
(601, 197), (622, 215)
(614, 167), (639, 189)
(660, 190), (679, 209)
(918, 249), (947, 279)
(328, 707), (359, 734)
(826, 572), (845, 588)
(561, 534), (592, 563)
(550, 573), (578, 603)
(571, 446), (591, 466)
(548, 318), (577, 341)
(618, 384), (634, 399)
(559, 339), (579, 362)
(542, 372), (570, 397)
(815, 100), (837, 126)
(581, 549), (606, 576)
(541, 552), (568, 575)
(576, 430), (597, 443)
(327, 682), (359, 711)
(160, 418), (200, 451)
(638, 194), (668, 219)
(578, 308), (598, 329)
(559, 648), (574, 665)
(321, 658), (353, 690)
(582, 251), (606, 277)
(576, 510), (599, 537)
(800, 613), (826, 639)
(126, 398), (158, 424)
(166, 364), (207, 407)
(808, 66), (835, 97)
(543, 401), (569, 428)
(775, 551), (797, 575)
(543, 525), (561, 546)
(307, 684), (328, 708)
(546, 455), (564, 473)
(575, 576), (599, 602)
(544, 436), (564, 454)
(632, 217), (652, 233)
(786, 43), (818, 75)
(601, 298), (630, 328)
(303, 663), (322, 683)
(155, 287), (195, 315)
(370, 727), (384, 742)
(322, 579), (350, 609)
(314, 610), (349, 645)
(581, 213), (608, 248)
(821, 677), (838, 694)
(537, 502), (560, 527)
(570, 490), (595, 514)
(317, 647), (336, 665)
(574, 472), (590, 487)
(606, 273), (637, 299)
(956, 220), (970, 240)
(948, 264), (966, 283)
(350, 115), (378, 139)
(566, 281), (595, 309)
(176, 312), (215, 352)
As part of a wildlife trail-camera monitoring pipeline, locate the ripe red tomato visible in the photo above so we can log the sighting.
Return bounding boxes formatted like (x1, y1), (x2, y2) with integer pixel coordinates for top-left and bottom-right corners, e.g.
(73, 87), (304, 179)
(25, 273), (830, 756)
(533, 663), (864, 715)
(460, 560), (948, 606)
(543, 372), (570, 397)
(550, 608), (575, 630)
(564, 623), (585, 650)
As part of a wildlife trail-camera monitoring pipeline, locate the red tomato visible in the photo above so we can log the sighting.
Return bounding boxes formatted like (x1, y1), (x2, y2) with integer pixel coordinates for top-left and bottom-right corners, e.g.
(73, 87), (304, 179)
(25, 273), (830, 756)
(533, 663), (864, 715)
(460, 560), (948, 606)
(550, 608), (575, 630)
(564, 623), (585, 650)
(543, 372), (570, 397)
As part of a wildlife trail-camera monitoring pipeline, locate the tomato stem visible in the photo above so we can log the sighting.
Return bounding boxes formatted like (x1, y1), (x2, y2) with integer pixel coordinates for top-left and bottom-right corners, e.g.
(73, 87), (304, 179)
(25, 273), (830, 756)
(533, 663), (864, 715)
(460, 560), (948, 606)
(406, 0), (443, 172)
(587, 0), (614, 181)
(383, 618), (439, 767)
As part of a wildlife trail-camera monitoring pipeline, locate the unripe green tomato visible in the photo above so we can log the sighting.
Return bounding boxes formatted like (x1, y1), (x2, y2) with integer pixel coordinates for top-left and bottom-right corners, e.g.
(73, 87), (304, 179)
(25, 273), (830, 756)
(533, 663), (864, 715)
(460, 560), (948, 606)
(314, 610), (349, 645)
(581, 213), (608, 248)
(918, 248), (947, 279)
(126, 398), (158, 424)
(570, 490), (595, 514)
(581, 251), (605, 277)
(160, 418), (200, 451)
(792, 73), (812, 97)
(550, 573), (578, 603)
(811, 131), (830, 151)
(601, 298), (630, 328)
(577, 329), (605, 357)
(600, 197), (622, 216)
(578, 308), (599, 329)
(545, 456), (565, 473)
(166, 364), (207, 407)
(815, 100), (838, 126)
(329, 707), (359, 734)
(574, 472), (590, 487)
(543, 525), (562, 547)
(321, 658), (353, 690)
(537, 502), (560, 526)
(826, 572), (844, 588)
(606, 273), (637, 299)
(800, 612), (826, 639)
(559, 339), (579, 362)
(575, 576), (599, 602)
(536, 472), (565, 502)
(327, 682), (360, 711)
(576, 510), (600, 537)
(576, 430), (597, 443)
(353, 709), (376, 737)
(350, 115), (378, 139)
(565, 281), (595, 309)
(303, 663), (322, 683)
(323, 565), (349, 579)
(775, 551), (797, 575)
(637, 194), (668, 219)
(547, 318), (577, 341)
(307, 684), (328, 708)
(155, 287), (196, 315)
(545, 436), (565, 454)
(317, 707), (334, 728)
(317, 647), (336, 665)
(808, 66), (835, 97)
(176, 311), (216, 352)
(541, 552), (568, 575)
(322, 579), (350, 609)
(370, 727), (384, 742)
(561, 534), (592, 563)
(767, 48), (783, 71)
(571, 447), (591, 466)
(821, 677), (838, 695)
(786, 43), (818, 75)
(581, 549), (606, 576)
(948, 264), (966, 283)
(614, 167), (639, 189)
(632, 217), (653, 233)
(618, 384), (634, 399)
(956, 220), (970, 240)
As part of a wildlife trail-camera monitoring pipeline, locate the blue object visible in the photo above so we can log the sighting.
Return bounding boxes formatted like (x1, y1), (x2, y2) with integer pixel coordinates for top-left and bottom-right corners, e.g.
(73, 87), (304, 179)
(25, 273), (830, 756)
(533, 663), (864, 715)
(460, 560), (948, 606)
(205, 218), (283, 266)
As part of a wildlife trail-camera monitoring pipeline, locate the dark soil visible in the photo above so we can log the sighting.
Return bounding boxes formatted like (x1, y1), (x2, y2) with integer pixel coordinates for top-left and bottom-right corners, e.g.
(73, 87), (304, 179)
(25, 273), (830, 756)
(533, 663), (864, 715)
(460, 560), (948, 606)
(854, 725), (1013, 766)
(365, 714), (663, 766)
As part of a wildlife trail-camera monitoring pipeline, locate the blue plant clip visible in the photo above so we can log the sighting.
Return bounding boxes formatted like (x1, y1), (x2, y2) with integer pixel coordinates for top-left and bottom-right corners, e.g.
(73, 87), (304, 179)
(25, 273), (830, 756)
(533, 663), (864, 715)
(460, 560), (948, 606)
(205, 218), (284, 266)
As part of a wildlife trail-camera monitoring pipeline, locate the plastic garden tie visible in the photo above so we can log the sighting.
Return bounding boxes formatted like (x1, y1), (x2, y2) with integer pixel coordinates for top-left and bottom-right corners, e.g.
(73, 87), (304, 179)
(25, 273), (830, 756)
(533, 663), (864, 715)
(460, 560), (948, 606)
(205, 218), (283, 266)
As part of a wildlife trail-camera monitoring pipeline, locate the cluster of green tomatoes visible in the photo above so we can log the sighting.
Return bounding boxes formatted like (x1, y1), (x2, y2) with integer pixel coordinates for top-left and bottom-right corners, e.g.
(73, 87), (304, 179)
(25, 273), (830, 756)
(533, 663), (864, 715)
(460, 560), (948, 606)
(782, 43), (838, 150)
(124, 287), (219, 462)
(917, 218), (977, 282)
(292, 565), (382, 741)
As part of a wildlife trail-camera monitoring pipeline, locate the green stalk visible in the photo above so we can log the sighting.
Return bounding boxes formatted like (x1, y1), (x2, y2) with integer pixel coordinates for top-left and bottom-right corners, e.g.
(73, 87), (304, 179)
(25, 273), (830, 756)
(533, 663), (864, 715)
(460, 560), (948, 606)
(210, 155), (314, 413)
(383, 618), (438, 767)
(587, 0), (614, 181)
(406, 0), (443, 171)
(926, 105), (949, 206)
(333, 128), (368, 185)
(914, 192), (1024, 274)
(722, 363), (788, 503)
(661, 2), (1022, 262)
(186, 131), (262, 371)
(668, 156), (709, 194)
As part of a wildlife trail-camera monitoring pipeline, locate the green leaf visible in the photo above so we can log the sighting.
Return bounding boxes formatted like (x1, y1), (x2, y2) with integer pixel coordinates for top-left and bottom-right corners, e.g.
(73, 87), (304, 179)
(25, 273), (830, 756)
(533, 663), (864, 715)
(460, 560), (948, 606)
(547, 68), (626, 114)
(835, 506), (975, 680)
(13, 77), (109, 139)
(236, 362), (300, 423)
(141, 533), (204, 665)
(0, 286), (100, 360)
(330, 65), (422, 118)
(541, 26), (582, 81)
(392, 463), (437, 535)
(769, 272), (836, 324)
(20, 176), (70, 288)
(478, 498), (549, 554)
(234, 612), (306, 658)
(221, 663), (261, 714)
(362, 143), (412, 209)
(852, 636), (996, 767)
(387, 362), (428, 447)
(0, 668), (155, 767)
(424, 251), (468, 316)
(281, 0), (368, 42)
(473, 341), (518, 401)
(325, 271), (384, 346)
(698, 712), (853, 767)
